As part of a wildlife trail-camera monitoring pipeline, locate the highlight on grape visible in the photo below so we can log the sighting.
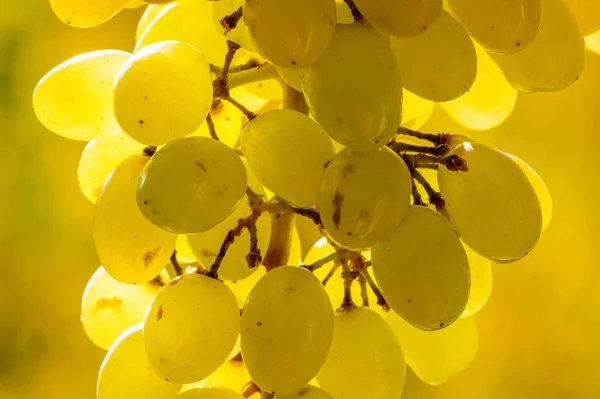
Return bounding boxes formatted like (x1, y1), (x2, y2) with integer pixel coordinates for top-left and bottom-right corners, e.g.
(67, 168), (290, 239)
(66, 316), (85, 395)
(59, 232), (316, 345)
(34, 0), (598, 397)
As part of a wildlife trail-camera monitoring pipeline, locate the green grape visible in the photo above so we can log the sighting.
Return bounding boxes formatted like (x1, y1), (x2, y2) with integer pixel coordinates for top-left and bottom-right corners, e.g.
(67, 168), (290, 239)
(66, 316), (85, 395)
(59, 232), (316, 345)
(136, 1), (234, 66)
(276, 385), (334, 399)
(137, 137), (247, 234)
(114, 40), (213, 146)
(353, 0), (442, 37)
(446, 0), (542, 53)
(316, 307), (405, 399)
(193, 101), (243, 149)
(243, 0), (336, 69)
(488, 0), (585, 92)
(33, 50), (130, 141)
(177, 387), (243, 399)
(241, 109), (335, 207)
(136, 4), (168, 41)
(97, 324), (181, 399)
(94, 155), (176, 284)
(303, 24), (402, 151)
(212, 0), (256, 52)
(385, 311), (478, 386)
(563, 0), (600, 35)
(401, 89), (435, 131)
(187, 198), (272, 281)
(438, 142), (543, 262)
(441, 43), (518, 131)
(181, 359), (250, 393)
(241, 266), (333, 396)
(226, 265), (266, 304)
(49, 0), (127, 28)
(390, 10), (477, 102)
(506, 153), (553, 232)
(372, 206), (470, 330)
(319, 147), (411, 250)
(81, 266), (159, 351)
(144, 274), (240, 383)
(461, 242), (492, 318)
(78, 134), (144, 203)
(276, 67), (303, 92)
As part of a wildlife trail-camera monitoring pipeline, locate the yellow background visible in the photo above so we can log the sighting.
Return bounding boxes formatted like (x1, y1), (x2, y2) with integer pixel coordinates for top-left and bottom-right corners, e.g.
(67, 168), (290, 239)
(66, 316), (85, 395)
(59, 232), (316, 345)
(1, 3), (599, 399)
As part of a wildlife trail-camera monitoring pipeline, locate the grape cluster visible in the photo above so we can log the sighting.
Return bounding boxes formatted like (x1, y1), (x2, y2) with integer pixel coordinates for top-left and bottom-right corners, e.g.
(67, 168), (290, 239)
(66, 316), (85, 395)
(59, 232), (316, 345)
(33, 0), (594, 398)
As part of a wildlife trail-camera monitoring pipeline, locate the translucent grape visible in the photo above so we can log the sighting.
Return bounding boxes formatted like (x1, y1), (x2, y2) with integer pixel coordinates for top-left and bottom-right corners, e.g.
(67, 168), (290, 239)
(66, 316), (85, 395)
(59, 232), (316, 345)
(94, 155), (176, 284)
(97, 324), (180, 399)
(181, 359), (250, 393)
(319, 147), (411, 250)
(49, 0), (127, 28)
(276, 385), (334, 399)
(401, 89), (435, 131)
(441, 43), (518, 130)
(243, 0), (336, 69)
(372, 206), (470, 330)
(187, 198), (272, 281)
(461, 243), (492, 318)
(385, 312), (478, 386)
(33, 50), (130, 141)
(125, 0), (145, 9)
(241, 109), (335, 207)
(438, 142), (543, 262)
(144, 274), (239, 383)
(276, 67), (303, 92)
(114, 40), (212, 146)
(335, 2), (354, 24)
(488, 0), (585, 92)
(316, 307), (405, 399)
(446, 0), (542, 53)
(78, 134), (144, 203)
(136, 4), (169, 41)
(81, 266), (158, 351)
(585, 30), (600, 55)
(354, 0), (442, 37)
(241, 266), (333, 396)
(177, 387), (243, 399)
(390, 11), (477, 102)
(212, 0), (256, 52)
(137, 137), (247, 234)
(506, 153), (553, 232)
(563, 0), (600, 35)
(226, 265), (266, 304)
(193, 101), (243, 149)
(303, 24), (402, 151)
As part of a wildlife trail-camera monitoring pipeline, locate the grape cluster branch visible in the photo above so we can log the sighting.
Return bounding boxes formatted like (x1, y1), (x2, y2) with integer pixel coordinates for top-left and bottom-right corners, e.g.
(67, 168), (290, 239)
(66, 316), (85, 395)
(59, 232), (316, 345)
(220, 6), (243, 33)
(396, 126), (451, 146)
(343, 0), (364, 21)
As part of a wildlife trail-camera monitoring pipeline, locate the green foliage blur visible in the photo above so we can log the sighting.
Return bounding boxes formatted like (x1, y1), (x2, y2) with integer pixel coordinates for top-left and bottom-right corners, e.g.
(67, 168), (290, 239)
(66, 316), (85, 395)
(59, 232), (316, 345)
(1, 2), (600, 399)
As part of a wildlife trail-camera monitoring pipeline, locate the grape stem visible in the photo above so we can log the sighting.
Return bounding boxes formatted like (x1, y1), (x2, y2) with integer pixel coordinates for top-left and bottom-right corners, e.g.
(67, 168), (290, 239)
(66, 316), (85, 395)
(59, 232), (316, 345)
(220, 6), (243, 33)
(339, 258), (358, 312)
(361, 269), (390, 312)
(224, 95), (257, 120)
(388, 141), (451, 156)
(242, 381), (261, 398)
(358, 273), (369, 307)
(396, 126), (451, 146)
(263, 212), (295, 270)
(205, 113), (219, 141)
(411, 178), (425, 206)
(321, 261), (341, 286)
(410, 167), (446, 212)
(227, 64), (280, 90)
(301, 250), (349, 272)
(170, 250), (183, 276)
(343, 0), (364, 21)
(142, 146), (157, 157)
(400, 152), (468, 172)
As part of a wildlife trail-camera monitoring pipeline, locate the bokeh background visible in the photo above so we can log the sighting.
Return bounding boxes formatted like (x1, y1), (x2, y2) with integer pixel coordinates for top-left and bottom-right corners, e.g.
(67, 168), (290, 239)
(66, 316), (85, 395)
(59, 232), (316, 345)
(1, 3), (599, 399)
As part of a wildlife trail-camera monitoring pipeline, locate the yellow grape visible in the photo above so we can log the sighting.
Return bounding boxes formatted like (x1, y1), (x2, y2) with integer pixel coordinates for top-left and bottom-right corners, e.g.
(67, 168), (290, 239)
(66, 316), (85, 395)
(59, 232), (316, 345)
(277, 67), (303, 92)
(563, 0), (600, 35)
(49, 0), (127, 28)
(441, 43), (518, 130)
(136, 1), (232, 66)
(585, 30), (600, 55)
(303, 24), (402, 151)
(136, 4), (168, 42)
(335, 2), (354, 24)
(295, 216), (325, 259)
(181, 359), (250, 393)
(78, 134), (144, 203)
(461, 243), (492, 318)
(319, 147), (411, 250)
(401, 89), (435, 131)
(241, 109), (335, 207)
(390, 10), (477, 102)
(489, 0), (585, 92)
(438, 142), (542, 262)
(33, 50), (130, 141)
(506, 153), (553, 232)
(187, 198), (272, 281)
(212, 0), (256, 52)
(235, 61), (283, 101)
(175, 235), (198, 264)
(81, 266), (158, 351)
(446, 0), (542, 53)
(193, 101), (243, 149)
(114, 41), (212, 146)
(316, 307), (405, 399)
(94, 155), (176, 284)
(226, 265), (266, 303)
(144, 274), (240, 383)
(385, 312), (478, 386)
(125, 0), (145, 8)
(276, 386), (334, 399)
(137, 137), (247, 234)
(243, 0), (336, 69)
(354, 0), (442, 37)
(372, 206), (470, 330)
(97, 324), (180, 399)
(241, 266), (333, 395)
(178, 387), (243, 399)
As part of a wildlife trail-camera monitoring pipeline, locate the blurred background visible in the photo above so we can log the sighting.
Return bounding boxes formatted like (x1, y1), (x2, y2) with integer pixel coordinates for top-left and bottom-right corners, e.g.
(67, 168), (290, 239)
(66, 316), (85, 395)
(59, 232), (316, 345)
(1, 2), (599, 399)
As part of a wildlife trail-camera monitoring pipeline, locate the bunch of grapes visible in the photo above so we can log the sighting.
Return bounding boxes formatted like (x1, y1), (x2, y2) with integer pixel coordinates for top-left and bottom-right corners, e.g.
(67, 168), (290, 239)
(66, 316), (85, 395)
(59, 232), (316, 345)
(33, 0), (595, 398)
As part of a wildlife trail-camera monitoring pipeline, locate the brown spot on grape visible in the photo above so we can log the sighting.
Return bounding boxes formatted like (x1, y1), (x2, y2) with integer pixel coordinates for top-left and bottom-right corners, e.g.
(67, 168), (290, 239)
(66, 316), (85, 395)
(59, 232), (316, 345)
(201, 249), (218, 257)
(332, 190), (344, 229)
(341, 163), (354, 179)
(195, 161), (207, 171)
(257, 321), (263, 326)
(94, 297), (123, 315)
(157, 305), (163, 321)
(407, 298), (412, 303)
(143, 248), (160, 269)
(439, 322), (444, 328)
